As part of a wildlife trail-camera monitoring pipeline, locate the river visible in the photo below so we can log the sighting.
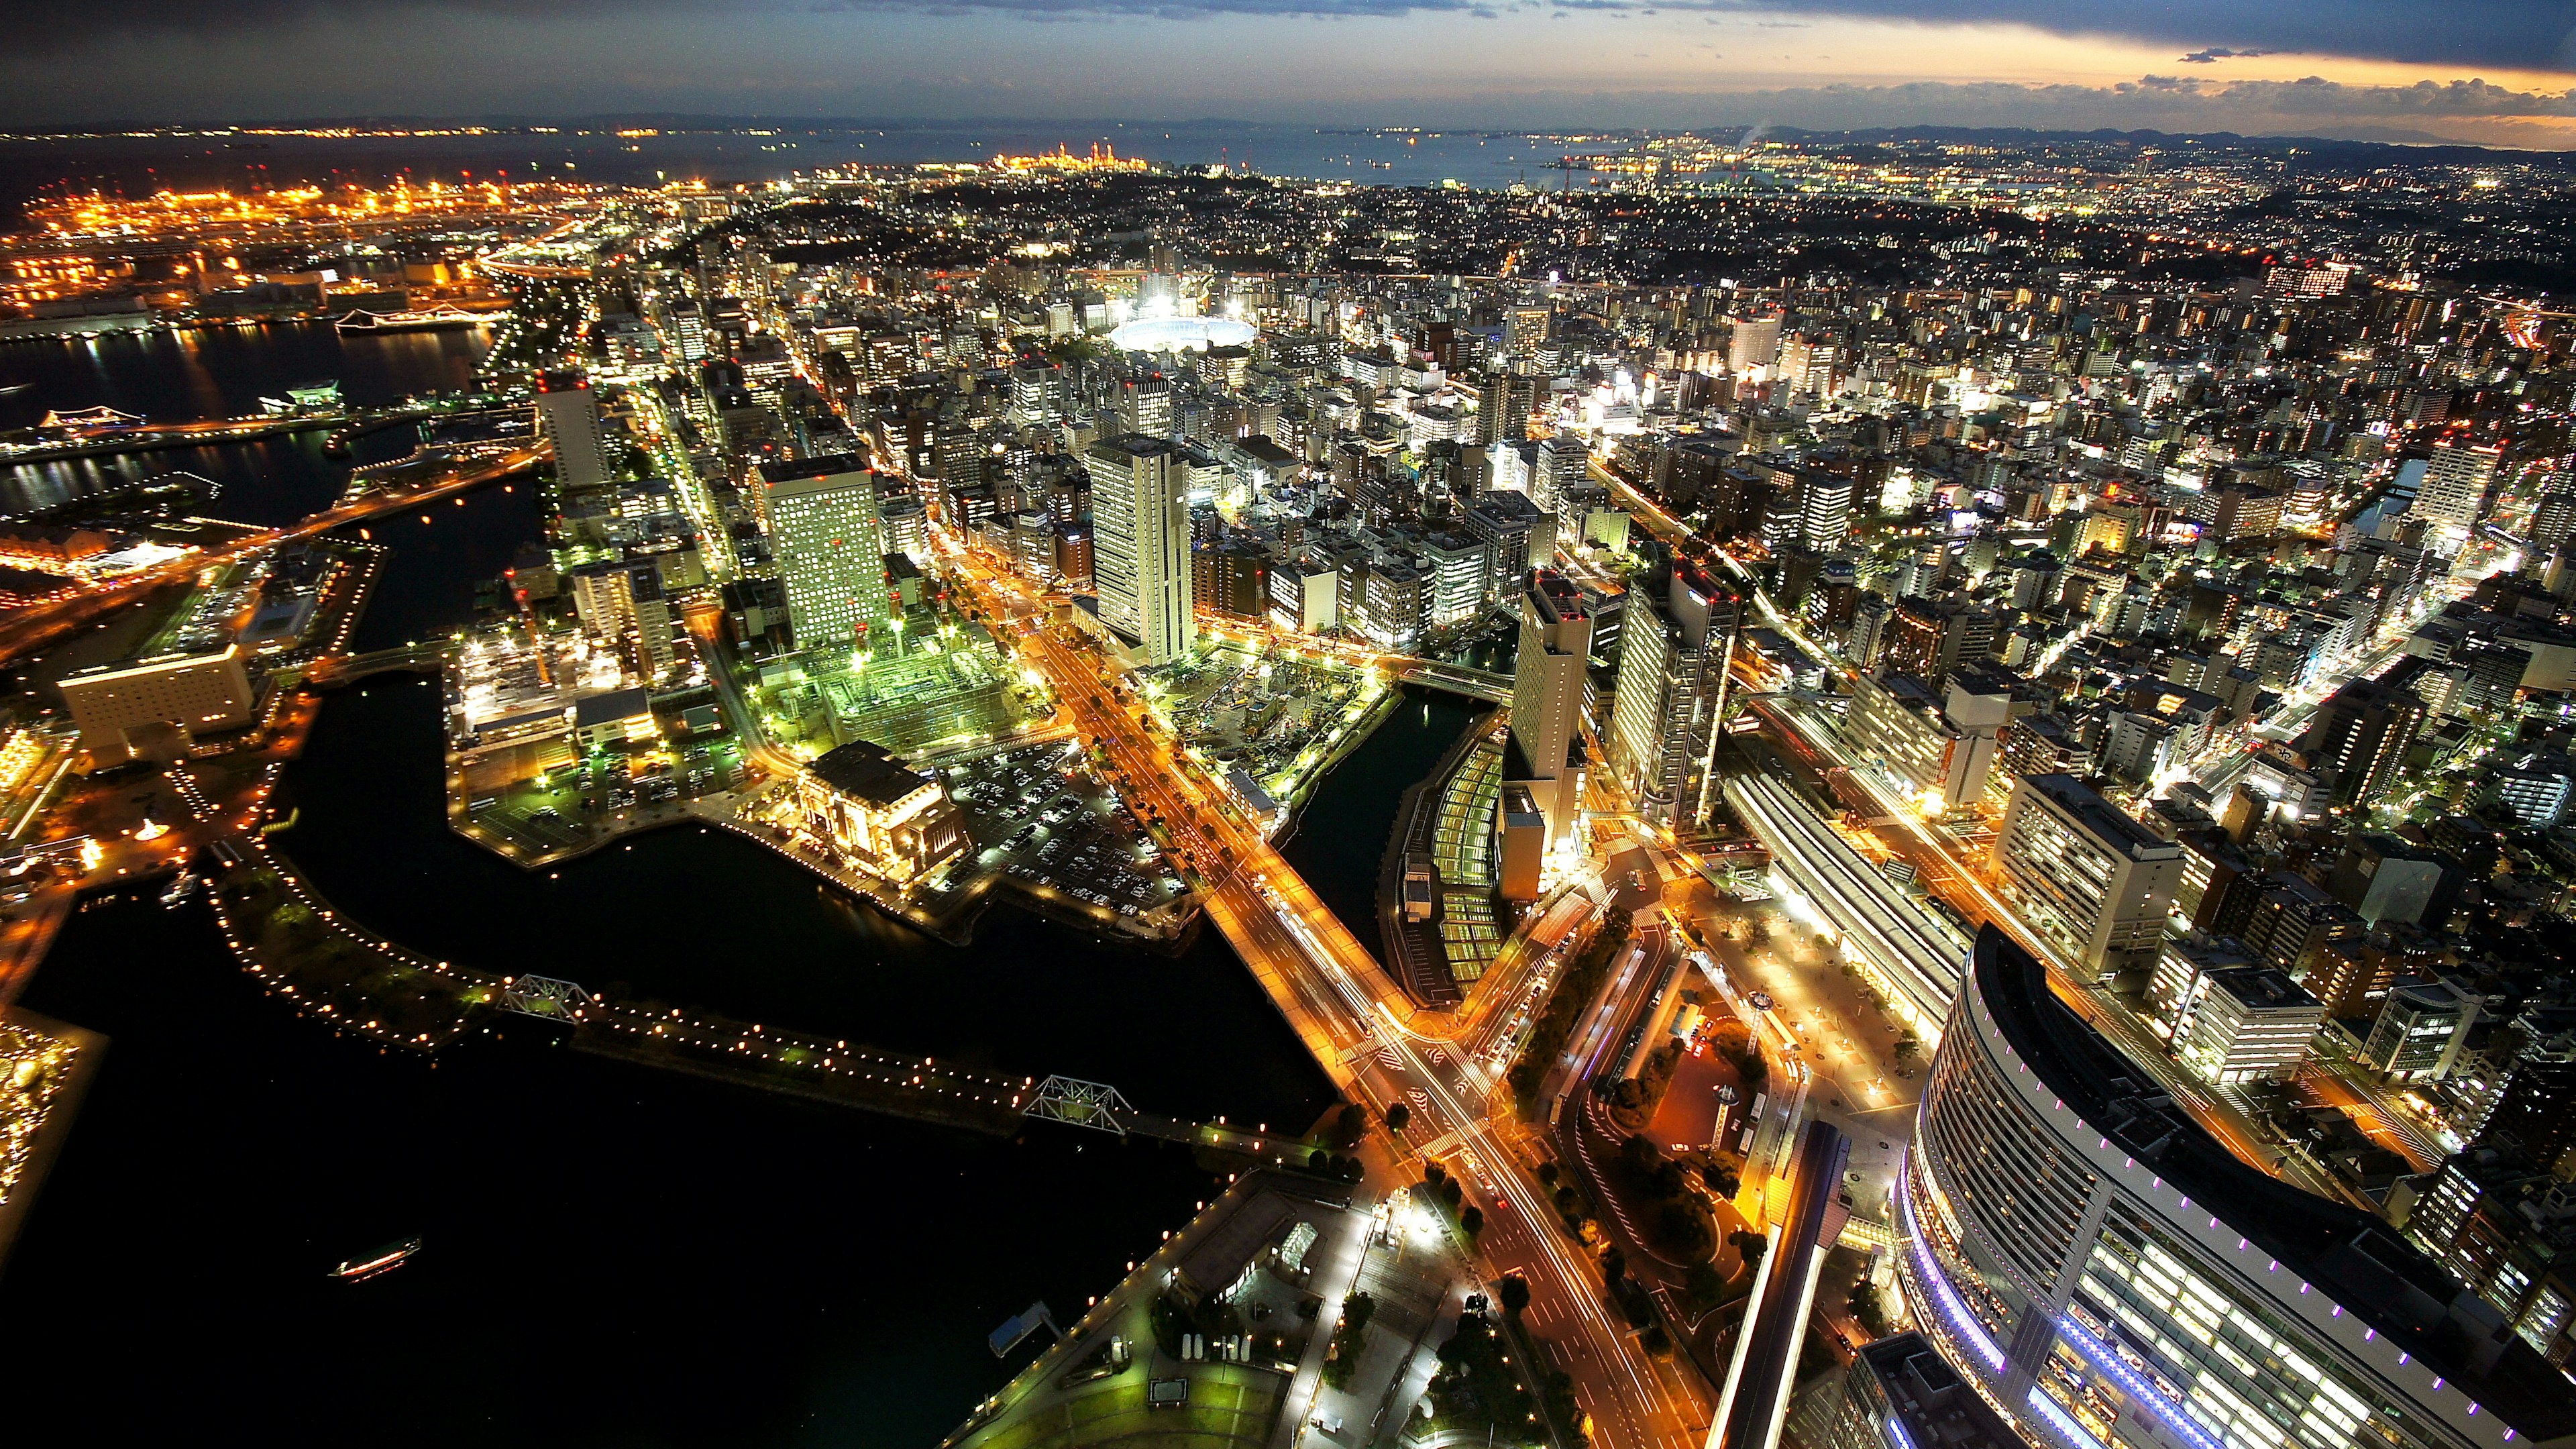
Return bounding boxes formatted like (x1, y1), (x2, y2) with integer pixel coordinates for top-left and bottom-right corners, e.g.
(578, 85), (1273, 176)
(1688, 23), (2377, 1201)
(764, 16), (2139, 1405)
(0, 327), (1485, 1443)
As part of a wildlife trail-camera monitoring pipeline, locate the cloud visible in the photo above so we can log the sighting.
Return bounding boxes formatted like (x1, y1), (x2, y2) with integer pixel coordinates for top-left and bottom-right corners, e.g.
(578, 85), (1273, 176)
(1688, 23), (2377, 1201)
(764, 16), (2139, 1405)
(2178, 46), (2271, 64)
(7, 0), (2573, 74)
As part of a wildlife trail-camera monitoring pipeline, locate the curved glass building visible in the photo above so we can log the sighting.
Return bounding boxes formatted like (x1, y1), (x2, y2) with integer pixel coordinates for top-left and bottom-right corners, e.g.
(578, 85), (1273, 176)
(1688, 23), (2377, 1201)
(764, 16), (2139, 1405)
(1900, 926), (2576, 1449)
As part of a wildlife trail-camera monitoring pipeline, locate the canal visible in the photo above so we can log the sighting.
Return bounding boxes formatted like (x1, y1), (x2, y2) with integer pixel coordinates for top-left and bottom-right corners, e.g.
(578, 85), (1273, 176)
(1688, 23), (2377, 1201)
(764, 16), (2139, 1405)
(0, 324), (1487, 1443)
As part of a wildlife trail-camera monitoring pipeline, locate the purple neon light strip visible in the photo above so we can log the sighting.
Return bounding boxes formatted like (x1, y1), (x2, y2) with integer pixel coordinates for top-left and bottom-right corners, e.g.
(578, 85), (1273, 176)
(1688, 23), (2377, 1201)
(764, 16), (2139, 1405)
(2028, 1387), (2112, 1449)
(1898, 1167), (2007, 1372)
(2056, 1312), (2230, 1449)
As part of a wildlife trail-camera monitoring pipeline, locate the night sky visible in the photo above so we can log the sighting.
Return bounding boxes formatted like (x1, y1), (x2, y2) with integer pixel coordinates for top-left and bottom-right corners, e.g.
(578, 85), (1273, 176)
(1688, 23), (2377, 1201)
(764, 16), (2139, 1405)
(2, 0), (2572, 143)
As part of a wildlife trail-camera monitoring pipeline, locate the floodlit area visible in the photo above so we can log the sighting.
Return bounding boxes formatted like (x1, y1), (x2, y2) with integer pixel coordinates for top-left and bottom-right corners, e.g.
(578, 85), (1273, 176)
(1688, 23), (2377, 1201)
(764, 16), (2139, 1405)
(1142, 640), (1387, 816)
(745, 608), (1045, 761)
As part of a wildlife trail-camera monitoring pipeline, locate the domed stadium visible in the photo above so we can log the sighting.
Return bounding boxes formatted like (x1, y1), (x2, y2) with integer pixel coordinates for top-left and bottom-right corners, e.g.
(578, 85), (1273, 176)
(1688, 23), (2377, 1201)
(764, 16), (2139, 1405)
(1106, 315), (1256, 352)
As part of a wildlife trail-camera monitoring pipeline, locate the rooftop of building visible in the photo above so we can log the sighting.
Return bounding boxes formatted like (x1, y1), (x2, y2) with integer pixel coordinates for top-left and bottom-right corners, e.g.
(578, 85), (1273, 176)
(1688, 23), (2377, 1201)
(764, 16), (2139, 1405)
(2202, 964), (2322, 1012)
(806, 739), (936, 808)
(1526, 568), (1587, 623)
(756, 452), (871, 486)
(2017, 772), (2181, 859)
(1971, 925), (2576, 1443)
(1854, 1333), (2025, 1449)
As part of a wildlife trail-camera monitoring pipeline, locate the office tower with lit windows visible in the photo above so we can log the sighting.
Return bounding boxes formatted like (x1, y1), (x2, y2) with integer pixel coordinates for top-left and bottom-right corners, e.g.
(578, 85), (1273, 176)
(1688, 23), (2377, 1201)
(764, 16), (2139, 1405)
(1505, 570), (1592, 849)
(1118, 373), (1173, 438)
(535, 369), (610, 492)
(1729, 313), (1783, 374)
(2416, 441), (2504, 549)
(2296, 676), (2430, 811)
(1086, 433), (1195, 665)
(1996, 772), (2184, 982)
(1605, 561), (1735, 830)
(757, 455), (890, 649)
(1900, 927), (2576, 1449)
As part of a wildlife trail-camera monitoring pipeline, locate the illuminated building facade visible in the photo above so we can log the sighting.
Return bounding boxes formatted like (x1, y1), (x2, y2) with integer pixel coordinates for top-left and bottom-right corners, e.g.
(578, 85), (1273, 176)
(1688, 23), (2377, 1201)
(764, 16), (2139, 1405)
(757, 455), (890, 649)
(1996, 773), (2183, 982)
(1085, 434), (1195, 665)
(535, 370), (610, 493)
(1899, 928), (2576, 1449)
(1605, 560), (1734, 830)
(794, 741), (967, 889)
(1505, 570), (1591, 849)
(60, 646), (256, 765)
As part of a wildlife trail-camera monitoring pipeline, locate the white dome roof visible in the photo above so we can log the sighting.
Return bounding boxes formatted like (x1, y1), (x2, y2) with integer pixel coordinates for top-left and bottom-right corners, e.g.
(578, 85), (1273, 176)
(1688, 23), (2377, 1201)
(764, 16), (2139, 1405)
(1107, 316), (1256, 352)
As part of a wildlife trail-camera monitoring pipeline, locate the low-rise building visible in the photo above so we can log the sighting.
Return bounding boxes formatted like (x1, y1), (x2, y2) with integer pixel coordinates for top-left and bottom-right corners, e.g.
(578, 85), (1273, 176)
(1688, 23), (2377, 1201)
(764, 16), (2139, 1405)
(794, 740), (968, 888)
(60, 645), (256, 765)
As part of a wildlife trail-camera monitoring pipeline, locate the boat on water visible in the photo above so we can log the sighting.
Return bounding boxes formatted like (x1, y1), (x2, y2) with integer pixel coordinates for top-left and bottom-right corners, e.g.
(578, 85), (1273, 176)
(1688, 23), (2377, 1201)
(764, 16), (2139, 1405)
(335, 305), (505, 333)
(329, 1236), (422, 1282)
(158, 871), (199, 908)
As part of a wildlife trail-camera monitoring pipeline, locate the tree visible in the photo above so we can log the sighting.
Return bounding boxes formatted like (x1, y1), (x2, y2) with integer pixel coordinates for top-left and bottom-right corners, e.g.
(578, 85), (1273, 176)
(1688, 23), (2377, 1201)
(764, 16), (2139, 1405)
(1499, 1275), (1532, 1319)
(1621, 1132), (1662, 1175)
(1340, 1292), (1377, 1337)
(1730, 1230), (1768, 1269)
(1327, 1103), (1368, 1148)
(1601, 1246), (1627, 1285)
(1460, 1206), (1485, 1240)
(1682, 1260), (1729, 1314)
(1384, 1102), (1411, 1134)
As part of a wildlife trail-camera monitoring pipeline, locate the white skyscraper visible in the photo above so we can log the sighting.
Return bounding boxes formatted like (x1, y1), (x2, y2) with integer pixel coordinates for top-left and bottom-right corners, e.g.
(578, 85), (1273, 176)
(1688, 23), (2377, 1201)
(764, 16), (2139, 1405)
(757, 455), (890, 649)
(2415, 441), (2503, 549)
(1085, 434), (1195, 665)
(535, 370), (609, 492)
(1507, 570), (1593, 847)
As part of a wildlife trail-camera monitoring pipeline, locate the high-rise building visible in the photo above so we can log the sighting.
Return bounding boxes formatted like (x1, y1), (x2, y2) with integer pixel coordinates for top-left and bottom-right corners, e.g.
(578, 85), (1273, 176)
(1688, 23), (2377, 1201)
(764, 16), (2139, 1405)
(2364, 977), (2479, 1082)
(2165, 957), (2324, 1084)
(1809, 1333), (2022, 1449)
(1996, 773), (2184, 981)
(2416, 441), (2504, 547)
(1605, 561), (1735, 830)
(1728, 314), (1783, 374)
(757, 455), (890, 649)
(1795, 469), (1854, 553)
(1085, 434), (1195, 665)
(1420, 533), (1489, 629)
(535, 369), (610, 492)
(1534, 433), (1590, 515)
(1118, 373), (1173, 437)
(1462, 490), (1550, 604)
(1902, 927), (2572, 1449)
(1505, 570), (1592, 849)
(2298, 676), (2430, 810)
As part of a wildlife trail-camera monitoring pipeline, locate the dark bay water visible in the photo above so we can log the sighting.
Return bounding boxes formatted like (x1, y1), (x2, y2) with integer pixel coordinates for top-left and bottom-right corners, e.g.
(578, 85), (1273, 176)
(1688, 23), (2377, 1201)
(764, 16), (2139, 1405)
(0, 320), (490, 523)
(0, 122), (1574, 227)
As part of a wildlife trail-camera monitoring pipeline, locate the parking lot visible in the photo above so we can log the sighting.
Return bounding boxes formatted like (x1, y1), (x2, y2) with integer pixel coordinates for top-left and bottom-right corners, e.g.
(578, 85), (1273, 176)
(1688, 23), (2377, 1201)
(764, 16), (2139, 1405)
(942, 741), (1189, 921)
